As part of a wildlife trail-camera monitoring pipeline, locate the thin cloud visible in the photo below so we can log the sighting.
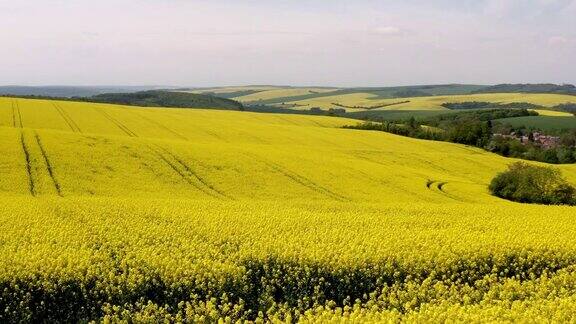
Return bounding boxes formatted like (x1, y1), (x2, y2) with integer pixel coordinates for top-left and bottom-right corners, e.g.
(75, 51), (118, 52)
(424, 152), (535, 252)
(0, 0), (574, 86)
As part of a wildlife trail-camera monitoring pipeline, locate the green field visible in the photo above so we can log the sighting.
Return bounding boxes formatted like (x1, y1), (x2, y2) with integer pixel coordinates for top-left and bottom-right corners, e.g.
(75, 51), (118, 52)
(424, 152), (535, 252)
(497, 115), (576, 131)
(346, 109), (456, 121)
(2, 97), (576, 322)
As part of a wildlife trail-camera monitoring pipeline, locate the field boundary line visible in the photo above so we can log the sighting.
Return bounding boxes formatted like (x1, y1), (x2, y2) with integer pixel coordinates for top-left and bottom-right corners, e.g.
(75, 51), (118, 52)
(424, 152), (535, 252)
(53, 103), (81, 133)
(149, 144), (231, 200)
(94, 107), (138, 137)
(245, 152), (349, 202)
(34, 132), (63, 197)
(19, 131), (35, 196)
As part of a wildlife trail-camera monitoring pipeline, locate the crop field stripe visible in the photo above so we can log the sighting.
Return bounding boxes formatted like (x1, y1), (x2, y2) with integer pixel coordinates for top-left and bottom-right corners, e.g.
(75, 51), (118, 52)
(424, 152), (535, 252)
(163, 113), (229, 142)
(52, 103), (74, 132)
(152, 144), (232, 200)
(34, 132), (63, 197)
(201, 128), (228, 142)
(157, 145), (232, 200)
(19, 131), (36, 196)
(146, 146), (219, 198)
(53, 103), (81, 133)
(146, 145), (227, 199)
(94, 107), (138, 137)
(425, 180), (465, 202)
(136, 112), (188, 140)
(307, 119), (325, 127)
(99, 108), (138, 137)
(245, 152), (349, 201)
(436, 182), (469, 202)
(274, 116), (301, 126)
(11, 100), (16, 128)
(12, 99), (23, 128)
(16, 100), (23, 128)
(437, 182), (446, 191)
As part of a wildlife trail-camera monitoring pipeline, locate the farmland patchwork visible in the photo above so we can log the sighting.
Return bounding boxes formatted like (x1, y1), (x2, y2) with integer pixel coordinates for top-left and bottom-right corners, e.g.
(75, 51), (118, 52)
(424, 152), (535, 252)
(1, 97), (576, 321)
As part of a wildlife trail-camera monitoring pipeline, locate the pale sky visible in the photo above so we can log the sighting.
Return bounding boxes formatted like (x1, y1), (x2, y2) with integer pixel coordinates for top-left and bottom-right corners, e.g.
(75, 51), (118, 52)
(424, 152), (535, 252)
(1, 0), (575, 87)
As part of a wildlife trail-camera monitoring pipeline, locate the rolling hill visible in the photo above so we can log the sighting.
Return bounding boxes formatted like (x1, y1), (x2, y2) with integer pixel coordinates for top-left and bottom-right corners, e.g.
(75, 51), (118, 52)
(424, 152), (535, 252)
(0, 85), (171, 97)
(0, 97), (520, 201)
(276, 92), (576, 112)
(188, 84), (486, 107)
(182, 86), (576, 133)
(2, 97), (576, 321)
(474, 83), (576, 96)
(89, 90), (244, 110)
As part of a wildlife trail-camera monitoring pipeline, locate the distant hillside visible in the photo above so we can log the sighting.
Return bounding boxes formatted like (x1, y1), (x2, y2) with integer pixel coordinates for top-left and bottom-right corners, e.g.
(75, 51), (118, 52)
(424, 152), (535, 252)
(218, 84), (486, 105)
(474, 84), (576, 96)
(0, 86), (170, 97)
(90, 90), (244, 110)
(391, 89), (432, 98)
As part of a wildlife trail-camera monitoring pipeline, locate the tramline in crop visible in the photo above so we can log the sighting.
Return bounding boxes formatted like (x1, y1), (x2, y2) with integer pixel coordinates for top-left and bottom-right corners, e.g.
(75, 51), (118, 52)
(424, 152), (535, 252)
(0, 97), (575, 322)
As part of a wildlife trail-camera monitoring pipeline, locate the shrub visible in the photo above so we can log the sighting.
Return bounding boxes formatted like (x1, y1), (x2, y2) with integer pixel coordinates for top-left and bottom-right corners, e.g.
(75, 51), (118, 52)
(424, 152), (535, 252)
(489, 162), (576, 205)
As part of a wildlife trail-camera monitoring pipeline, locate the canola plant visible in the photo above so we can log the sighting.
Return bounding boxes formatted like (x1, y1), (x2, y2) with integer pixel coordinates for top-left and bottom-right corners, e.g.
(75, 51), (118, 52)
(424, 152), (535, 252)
(0, 97), (576, 322)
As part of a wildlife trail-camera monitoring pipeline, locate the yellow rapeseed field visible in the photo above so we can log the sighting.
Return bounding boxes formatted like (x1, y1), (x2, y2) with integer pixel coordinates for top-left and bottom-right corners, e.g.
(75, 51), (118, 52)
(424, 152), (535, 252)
(233, 88), (338, 103)
(531, 109), (574, 116)
(1, 97), (576, 322)
(286, 92), (576, 111)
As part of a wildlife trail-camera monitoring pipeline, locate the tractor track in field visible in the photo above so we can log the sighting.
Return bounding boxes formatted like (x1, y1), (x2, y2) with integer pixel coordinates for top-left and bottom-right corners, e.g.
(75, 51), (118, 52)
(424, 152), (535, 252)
(13, 99), (23, 128)
(274, 115), (301, 126)
(11, 100), (16, 128)
(17, 101), (23, 128)
(147, 144), (231, 200)
(426, 180), (464, 202)
(181, 119), (223, 141)
(34, 132), (63, 197)
(95, 108), (138, 137)
(135, 112), (188, 141)
(19, 131), (35, 196)
(307, 119), (325, 127)
(202, 128), (229, 143)
(162, 113), (229, 143)
(53, 103), (81, 133)
(244, 152), (349, 202)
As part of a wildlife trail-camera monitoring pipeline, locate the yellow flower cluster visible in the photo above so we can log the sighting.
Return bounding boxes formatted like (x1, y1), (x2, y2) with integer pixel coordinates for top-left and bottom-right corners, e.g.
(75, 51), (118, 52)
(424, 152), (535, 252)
(0, 198), (576, 322)
(0, 97), (575, 321)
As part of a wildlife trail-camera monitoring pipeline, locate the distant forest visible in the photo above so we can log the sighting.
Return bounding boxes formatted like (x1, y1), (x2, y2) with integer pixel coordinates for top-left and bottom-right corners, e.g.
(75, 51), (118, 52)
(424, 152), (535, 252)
(89, 91), (244, 110)
(345, 108), (576, 164)
(1, 91), (244, 111)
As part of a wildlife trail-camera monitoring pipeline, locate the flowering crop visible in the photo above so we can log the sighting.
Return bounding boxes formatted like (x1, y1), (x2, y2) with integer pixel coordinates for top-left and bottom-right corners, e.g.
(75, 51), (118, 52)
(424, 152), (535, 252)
(0, 97), (576, 322)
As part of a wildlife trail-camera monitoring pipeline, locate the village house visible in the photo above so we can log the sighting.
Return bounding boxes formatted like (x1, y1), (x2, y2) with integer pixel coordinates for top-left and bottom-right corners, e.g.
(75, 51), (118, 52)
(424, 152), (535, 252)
(494, 131), (561, 148)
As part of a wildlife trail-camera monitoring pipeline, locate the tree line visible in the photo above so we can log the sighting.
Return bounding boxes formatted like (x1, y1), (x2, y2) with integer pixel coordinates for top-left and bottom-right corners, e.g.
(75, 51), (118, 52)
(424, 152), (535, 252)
(344, 108), (576, 164)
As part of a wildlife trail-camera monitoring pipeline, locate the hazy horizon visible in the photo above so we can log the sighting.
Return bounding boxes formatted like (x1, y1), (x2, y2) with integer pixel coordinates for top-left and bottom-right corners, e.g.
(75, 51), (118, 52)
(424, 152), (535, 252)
(0, 83), (495, 89)
(1, 0), (575, 87)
